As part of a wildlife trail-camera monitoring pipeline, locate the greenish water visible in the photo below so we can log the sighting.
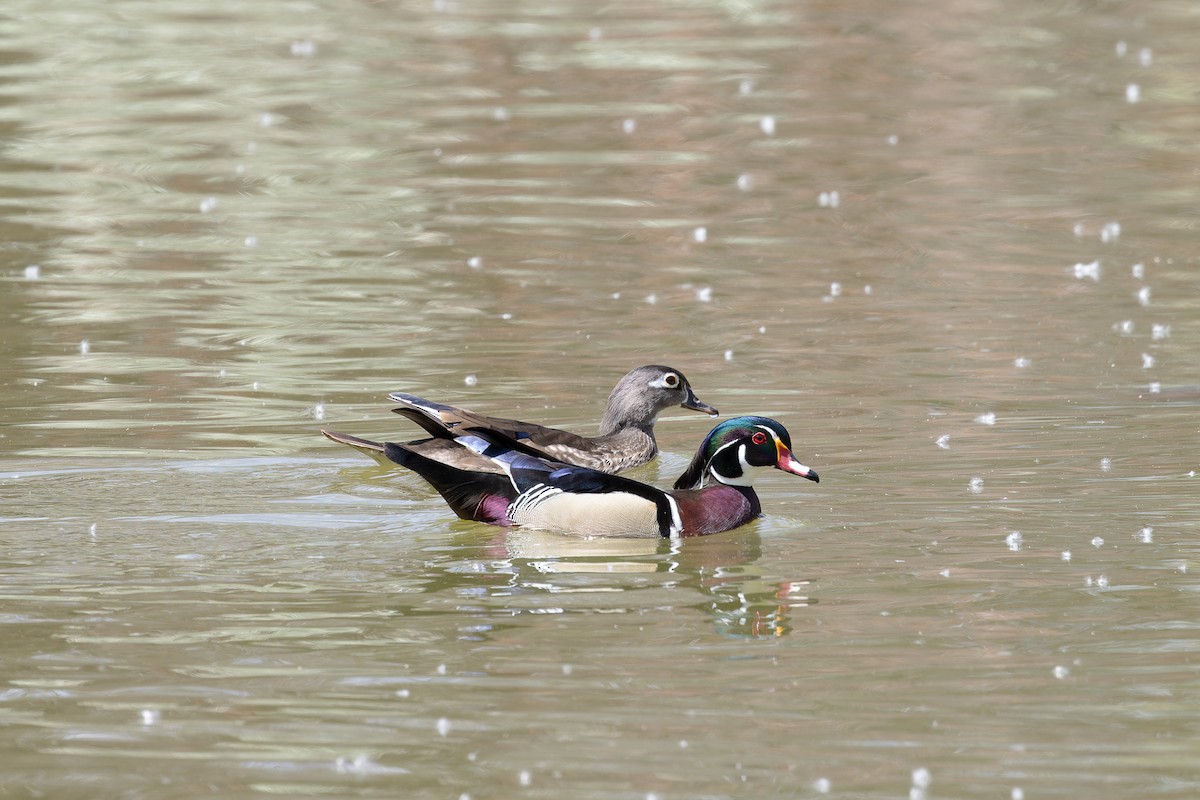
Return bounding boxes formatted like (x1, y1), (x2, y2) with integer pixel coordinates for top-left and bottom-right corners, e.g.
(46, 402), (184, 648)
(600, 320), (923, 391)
(3, 1), (1200, 798)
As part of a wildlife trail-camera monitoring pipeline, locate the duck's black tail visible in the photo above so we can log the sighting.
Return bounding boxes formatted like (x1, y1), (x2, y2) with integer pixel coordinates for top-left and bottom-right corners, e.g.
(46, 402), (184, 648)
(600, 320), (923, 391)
(382, 441), (515, 525)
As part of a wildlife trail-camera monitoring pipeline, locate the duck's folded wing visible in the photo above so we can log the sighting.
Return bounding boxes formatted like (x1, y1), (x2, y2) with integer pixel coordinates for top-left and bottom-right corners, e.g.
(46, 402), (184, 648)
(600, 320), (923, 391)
(390, 392), (595, 455)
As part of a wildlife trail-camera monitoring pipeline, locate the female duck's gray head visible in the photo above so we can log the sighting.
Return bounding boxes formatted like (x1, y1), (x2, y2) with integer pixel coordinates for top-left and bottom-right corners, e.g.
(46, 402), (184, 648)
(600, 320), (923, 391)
(598, 365), (718, 435)
(673, 416), (818, 490)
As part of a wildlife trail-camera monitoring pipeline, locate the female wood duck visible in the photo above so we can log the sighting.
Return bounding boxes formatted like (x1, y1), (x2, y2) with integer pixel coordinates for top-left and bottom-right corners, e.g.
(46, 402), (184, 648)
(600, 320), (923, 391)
(329, 416), (819, 538)
(324, 365), (717, 475)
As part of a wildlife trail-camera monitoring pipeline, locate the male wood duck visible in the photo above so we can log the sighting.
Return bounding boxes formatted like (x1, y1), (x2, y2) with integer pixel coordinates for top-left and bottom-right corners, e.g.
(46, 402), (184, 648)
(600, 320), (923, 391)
(324, 365), (717, 475)
(327, 416), (818, 538)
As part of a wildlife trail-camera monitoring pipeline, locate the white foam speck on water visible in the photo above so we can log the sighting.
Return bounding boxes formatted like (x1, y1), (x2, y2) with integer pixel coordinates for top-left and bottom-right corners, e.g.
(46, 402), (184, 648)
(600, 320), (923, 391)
(1114, 319), (1134, 335)
(335, 755), (369, 774)
(644, 294), (657, 305)
(561, 664), (572, 675)
(912, 767), (931, 789)
(244, 235), (257, 247)
(492, 107), (510, 121)
(140, 709), (160, 725)
(864, 284), (872, 294)
(1100, 221), (1120, 243)
(939, 569), (950, 578)
(1053, 665), (1070, 680)
(79, 340), (90, 355)
(610, 292), (620, 300)
(1141, 353), (1155, 369)
(739, 79), (754, 95)
(814, 777), (832, 794)
(24, 264), (39, 279)
(758, 326), (766, 334)
(310, 402), (325, 421)
(199, 197), (218, 214)
(736, 173), (753, 191)
(1126, 83), (1140, 103)
(759, 115), (775, 136)
(436, 663), (447, 674)
(437, 717), (450, 737)
(818, 190), (840, 208)
(90, 523), (97, 540)
(723, 350), (733, 362)
(1137, 527), (1153, 543)
(1073, 222), (1085, 237)
(289, 39), (317, 57)
(887, 134), (899, 145)
(396, 689), (410, 698)
(1115, 40), (1127, 57)
(1137, 286), (1152, 306)
(828, 281), (842, 297)
(1131, 262), (1145, 279)
(696, 286), (713, 302)
(1151, 324), (1170, 340)
(1100, 457), (1112, 471)
(1005, 531), (1023, 552)
(463, 374), (477, 387)
(935, 434), (950, 449)
(500, 312), (512, 320)
(1139, 47), (1152, 67)
(692, 226), (707, 243)
(975, 412), (996, 425)
(259, 113), (275, 127)
(968, 477), (984, 493)
(622, 118), (636, 134)
(1149, 381), (1161, 394)
(518, 770), (532, 787)
(1096, 574), (1109, 587)
(467, 256), (482, 269)
(1014, 357), (1031, 368)
(588, 27), (603, 41)
(1073, 260), (1100, 280)
(1091, 536), (1104, 548)
(1012, 788), (1025, 800)
(1061, 550), (1071, 562)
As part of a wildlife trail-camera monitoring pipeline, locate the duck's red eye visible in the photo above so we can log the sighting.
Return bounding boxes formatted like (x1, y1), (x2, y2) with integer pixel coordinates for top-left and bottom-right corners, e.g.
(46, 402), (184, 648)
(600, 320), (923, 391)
(751, 432), (768, 445)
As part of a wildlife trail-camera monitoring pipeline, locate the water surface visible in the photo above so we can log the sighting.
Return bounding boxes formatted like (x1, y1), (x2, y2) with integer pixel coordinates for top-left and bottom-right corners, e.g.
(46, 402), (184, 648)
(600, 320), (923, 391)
(3, 1), (1200, 798)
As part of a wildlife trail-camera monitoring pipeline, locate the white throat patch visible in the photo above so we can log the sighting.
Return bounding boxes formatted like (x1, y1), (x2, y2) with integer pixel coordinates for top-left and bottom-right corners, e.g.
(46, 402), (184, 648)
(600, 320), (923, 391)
(710, 442), (754, 487)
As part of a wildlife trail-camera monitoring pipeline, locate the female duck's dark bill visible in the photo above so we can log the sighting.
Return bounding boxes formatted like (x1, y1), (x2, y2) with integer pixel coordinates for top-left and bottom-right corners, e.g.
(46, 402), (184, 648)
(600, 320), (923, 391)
(682, 388), (719, 416)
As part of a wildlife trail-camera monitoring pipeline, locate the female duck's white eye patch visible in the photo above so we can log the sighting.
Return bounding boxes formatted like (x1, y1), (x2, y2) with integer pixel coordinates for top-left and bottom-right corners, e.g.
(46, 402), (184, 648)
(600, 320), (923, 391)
(650, 373), (681, 389)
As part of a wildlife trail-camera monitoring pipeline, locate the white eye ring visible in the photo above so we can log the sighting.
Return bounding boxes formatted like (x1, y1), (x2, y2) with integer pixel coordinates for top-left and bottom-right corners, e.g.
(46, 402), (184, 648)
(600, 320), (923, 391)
(649, 373), (681, 389)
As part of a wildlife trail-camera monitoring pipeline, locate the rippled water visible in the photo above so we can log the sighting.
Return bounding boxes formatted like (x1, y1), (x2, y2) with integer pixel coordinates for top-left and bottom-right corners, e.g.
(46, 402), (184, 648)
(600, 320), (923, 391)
(3, 0), (1200, 797)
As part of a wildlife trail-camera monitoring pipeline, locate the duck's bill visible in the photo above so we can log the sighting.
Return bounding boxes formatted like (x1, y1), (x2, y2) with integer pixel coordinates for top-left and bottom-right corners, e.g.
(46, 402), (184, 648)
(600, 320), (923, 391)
(681, 388), (719, 417)
(776, 450), (820, 483)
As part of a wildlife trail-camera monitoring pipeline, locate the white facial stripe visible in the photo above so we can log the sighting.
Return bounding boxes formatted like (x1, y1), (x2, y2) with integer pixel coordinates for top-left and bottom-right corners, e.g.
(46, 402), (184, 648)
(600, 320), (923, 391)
(709, 440), (754, 486)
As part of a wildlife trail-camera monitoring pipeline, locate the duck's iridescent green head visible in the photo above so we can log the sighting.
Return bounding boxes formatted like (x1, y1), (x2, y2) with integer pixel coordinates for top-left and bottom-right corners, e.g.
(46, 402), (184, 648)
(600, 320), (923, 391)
(673, 415), (819, 490)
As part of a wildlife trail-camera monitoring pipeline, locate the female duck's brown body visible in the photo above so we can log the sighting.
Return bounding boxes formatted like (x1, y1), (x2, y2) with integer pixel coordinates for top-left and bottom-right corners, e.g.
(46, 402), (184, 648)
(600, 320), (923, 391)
(324, 365), (717, 479)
